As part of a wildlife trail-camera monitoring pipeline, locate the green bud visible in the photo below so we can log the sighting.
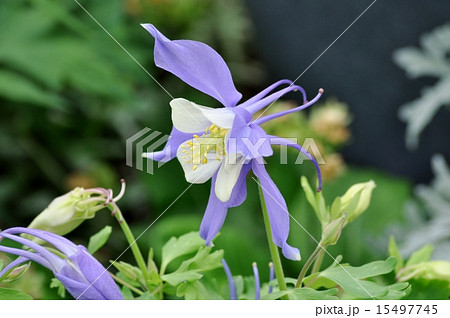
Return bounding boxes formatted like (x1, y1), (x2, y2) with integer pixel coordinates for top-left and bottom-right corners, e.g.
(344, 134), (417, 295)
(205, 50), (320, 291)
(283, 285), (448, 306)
(397, 261), (450, 287)
(112, 261), (146, 287)
(339, 180), (376, 224)
(27, 180), (125, 239)
(0, 262), (30, 283)
(320, 215), (346, 247)
(27, 188), (95, 237)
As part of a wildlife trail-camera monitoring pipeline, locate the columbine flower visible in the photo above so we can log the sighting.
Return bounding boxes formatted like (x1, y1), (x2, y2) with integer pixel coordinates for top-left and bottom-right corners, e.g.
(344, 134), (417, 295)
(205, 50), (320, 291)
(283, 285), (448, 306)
(0, 227), (123, 300)
(142, 24), (323, 261)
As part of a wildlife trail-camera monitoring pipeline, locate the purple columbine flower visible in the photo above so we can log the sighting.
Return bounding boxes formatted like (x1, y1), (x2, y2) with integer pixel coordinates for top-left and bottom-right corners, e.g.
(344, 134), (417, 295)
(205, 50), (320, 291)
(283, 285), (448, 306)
(141, 24), (323, 261)
(0, 227), (123, 300)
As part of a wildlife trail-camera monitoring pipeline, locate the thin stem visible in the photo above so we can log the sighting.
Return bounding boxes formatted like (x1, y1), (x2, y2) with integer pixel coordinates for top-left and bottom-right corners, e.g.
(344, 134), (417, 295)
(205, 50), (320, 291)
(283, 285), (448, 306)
(110, 205), (153, 291)
(257, 182), (289, 300)
(295, 245), (322, 288)
(311, 249), (325, 274)
(110, 272), (144, 296)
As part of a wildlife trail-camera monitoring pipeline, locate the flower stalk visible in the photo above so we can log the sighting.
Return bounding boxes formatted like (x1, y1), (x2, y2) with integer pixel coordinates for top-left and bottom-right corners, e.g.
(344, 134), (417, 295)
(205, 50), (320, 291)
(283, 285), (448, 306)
(105, 180), (152, 292)
(258, 182), (288, 300)
(295, 244), (323, 288)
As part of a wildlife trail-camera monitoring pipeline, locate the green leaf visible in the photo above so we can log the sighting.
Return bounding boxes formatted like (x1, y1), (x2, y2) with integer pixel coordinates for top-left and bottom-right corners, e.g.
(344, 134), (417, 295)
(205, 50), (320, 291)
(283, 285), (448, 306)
(311, 257), (409, 299)
(288, 287), (339, 300)
(0, 287), (33, 300)
(161, 271), (203, 286)
(161, 231), (205, 273)
(0, 260), (3, 271)
(136, 292), (157, 300)
(50, 278), (66, 298)
(406, 244), (433, 267)
(325, 257), (398, 280)
(176, 281), (211, 300)
(388, 236), (404, 273)
(260, 287), (338, 300)
(161, 246), (223, 286)
(377, 283), (411, 300)
(121, 286), (134, 300)
(260, 290), (289, 300)
(87, 225), (112, 254)
(0, 71), (62, 109)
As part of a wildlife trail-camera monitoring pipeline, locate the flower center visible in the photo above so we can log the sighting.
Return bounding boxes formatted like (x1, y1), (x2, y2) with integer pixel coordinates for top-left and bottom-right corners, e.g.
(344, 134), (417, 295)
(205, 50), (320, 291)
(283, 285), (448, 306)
(181, 124), (228, 170)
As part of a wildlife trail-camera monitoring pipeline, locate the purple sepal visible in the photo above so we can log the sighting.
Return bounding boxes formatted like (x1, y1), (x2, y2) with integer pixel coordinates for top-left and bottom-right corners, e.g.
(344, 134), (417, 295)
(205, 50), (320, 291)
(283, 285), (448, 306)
(142, 24), (242, 107)
(199, 163), (251, 245)
(251, 161), (301, 261)
(143, 126), (193, 162)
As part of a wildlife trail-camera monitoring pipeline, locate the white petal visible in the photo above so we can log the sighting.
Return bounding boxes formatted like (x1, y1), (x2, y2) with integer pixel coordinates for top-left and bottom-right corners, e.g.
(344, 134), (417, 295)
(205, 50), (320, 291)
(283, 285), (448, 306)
(215, 156), (244, 202)
(170, 98), (235, 133)
(170, 98), (211, 133)
(200, 107), (235, 129)
(176, 140), (222, 184)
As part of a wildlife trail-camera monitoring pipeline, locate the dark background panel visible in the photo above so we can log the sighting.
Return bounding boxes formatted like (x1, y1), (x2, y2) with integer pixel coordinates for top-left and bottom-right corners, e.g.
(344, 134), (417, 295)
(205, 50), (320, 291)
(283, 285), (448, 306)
(245, 0), (450, 183)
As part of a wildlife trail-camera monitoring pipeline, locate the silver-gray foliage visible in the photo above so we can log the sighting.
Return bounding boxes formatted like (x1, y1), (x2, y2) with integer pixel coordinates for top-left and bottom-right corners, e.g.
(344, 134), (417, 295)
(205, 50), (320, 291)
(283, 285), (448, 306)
(393, 24), (450, 149)
(388, 155), (450, 260)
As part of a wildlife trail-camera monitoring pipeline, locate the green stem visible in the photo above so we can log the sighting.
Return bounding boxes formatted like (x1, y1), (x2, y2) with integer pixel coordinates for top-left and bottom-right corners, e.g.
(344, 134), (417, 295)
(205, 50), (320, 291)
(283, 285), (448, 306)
(257, 182), (289, 300)
(111, 207), (153, 291)
(311, 249), (325, 274)
(295, 244), (322, 288)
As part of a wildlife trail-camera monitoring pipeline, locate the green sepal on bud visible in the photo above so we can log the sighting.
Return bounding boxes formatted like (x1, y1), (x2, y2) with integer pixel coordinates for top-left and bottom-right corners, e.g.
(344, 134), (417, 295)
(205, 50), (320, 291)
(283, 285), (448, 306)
(320, 214), (346, 247)
(338, 180), (376, 224)
(27, 188), (97, 237)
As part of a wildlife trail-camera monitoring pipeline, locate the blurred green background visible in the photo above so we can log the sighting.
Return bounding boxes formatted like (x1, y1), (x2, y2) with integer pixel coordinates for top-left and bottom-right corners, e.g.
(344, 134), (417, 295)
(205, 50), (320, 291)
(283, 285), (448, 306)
(0, 0), (448, 299)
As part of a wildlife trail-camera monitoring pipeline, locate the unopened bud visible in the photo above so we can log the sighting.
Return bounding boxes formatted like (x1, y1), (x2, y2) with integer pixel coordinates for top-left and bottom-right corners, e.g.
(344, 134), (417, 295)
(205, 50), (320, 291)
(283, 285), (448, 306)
(0, 262), (30, 283)
(27, 181), (125, 238)
(339, 180), (376, 224)
(320, 215), (346, 247)
(27, 188), (95, 237)
(397, 261), (450, 287)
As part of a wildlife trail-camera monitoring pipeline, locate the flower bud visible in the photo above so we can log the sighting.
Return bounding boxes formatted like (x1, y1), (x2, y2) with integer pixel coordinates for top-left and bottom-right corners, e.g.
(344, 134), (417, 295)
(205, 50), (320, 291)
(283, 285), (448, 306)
(397, 261), (450, 287)
(27, 181), (125, 239)
(339, 180), (376, 224)
(320, 215), (346, 247)
(27, 188), (95, 237)
(0, 262), (30, 283)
